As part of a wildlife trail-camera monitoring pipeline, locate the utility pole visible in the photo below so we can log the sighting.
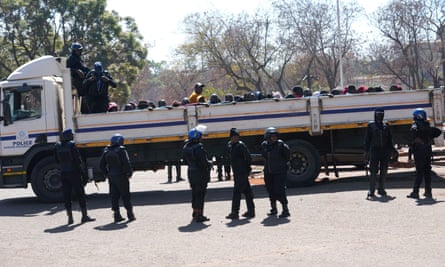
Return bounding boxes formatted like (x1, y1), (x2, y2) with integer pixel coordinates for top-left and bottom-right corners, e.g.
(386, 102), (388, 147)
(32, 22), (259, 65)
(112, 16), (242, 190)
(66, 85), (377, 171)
(337, 0), (344, 89)
(441, 24), (445, 87)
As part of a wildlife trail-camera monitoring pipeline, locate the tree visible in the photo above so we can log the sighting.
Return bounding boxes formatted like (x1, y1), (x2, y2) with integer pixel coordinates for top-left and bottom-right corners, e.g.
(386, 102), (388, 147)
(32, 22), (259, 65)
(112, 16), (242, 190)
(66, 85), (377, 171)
(273, 0), (363, 89)
(0, 0), (148, 104)
(370, 0), (444, 89)
(180, 10), (294, 96)
(423, 0), (445, 87)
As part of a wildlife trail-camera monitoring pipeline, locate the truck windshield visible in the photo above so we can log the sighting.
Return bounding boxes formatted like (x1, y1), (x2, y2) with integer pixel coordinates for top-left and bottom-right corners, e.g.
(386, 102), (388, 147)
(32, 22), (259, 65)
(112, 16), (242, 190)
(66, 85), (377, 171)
(3, 86), (42, 123)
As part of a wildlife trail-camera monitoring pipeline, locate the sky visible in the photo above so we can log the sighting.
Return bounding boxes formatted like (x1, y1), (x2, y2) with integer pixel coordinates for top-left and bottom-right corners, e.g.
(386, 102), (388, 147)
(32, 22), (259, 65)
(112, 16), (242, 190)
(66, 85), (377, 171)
(106, 0), (389, 62)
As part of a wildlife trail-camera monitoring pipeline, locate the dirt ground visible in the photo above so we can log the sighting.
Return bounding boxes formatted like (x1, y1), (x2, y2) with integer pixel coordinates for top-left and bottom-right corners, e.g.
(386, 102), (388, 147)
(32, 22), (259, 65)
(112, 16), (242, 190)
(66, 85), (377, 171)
(1, 149), (445, 267)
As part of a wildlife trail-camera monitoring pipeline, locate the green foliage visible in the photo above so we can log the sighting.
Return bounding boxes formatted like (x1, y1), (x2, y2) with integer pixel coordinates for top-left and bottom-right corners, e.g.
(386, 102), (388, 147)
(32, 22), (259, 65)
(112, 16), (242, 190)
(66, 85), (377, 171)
(0, 0), (148, 104)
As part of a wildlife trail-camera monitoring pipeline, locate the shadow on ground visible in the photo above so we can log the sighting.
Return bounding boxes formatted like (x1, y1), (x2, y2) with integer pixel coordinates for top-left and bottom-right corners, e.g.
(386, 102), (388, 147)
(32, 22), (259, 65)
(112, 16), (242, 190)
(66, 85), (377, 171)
(1, 170), (444, 217)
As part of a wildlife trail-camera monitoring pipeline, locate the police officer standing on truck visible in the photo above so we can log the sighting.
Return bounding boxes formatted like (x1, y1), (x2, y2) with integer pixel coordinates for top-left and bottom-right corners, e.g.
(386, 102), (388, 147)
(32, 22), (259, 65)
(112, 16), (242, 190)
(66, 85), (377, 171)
(407, 108), (442, 199)
(225, 128), (255, 220)
(83, 61), (116, 113)
(66, 42), (90, 113)
(183, 126), (212, 222)
(261, 127), (291, 218)
(54, 129), (95, 225)
(364, 108), (394, 199)
(99, 133), (136, 223)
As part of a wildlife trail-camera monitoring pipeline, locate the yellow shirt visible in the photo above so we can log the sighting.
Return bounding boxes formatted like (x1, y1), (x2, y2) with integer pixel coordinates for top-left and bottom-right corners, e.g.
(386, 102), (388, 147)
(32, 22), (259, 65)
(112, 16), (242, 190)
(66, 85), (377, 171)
(189, 92), (201, 103)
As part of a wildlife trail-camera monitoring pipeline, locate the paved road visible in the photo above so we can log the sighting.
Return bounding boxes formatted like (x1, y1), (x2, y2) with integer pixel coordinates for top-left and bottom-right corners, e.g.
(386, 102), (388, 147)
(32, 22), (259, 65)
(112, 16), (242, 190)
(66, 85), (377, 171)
(1, 162), (445, 267)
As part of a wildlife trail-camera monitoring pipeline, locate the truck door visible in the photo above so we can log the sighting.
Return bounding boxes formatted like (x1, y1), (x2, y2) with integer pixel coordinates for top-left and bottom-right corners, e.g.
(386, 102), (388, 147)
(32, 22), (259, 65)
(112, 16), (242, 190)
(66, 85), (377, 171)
(0, 84), (47, 187)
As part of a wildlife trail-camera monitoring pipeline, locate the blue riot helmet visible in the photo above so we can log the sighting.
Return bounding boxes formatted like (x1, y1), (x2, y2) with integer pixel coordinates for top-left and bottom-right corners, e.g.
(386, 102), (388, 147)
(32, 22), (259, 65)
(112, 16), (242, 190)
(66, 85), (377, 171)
(94, 61), (103, 74)
(62, 128), (74, 141)
(188, 128), (202, 140)
(71, 42), (83, 51)
(110, 133), (124, 146)
(413, 108), (427, 121)
(264, 127), (278, 139)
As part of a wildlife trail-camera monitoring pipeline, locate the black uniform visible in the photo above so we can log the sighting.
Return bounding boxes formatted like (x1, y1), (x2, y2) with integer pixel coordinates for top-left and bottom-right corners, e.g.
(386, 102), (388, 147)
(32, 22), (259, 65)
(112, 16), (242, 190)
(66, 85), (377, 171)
(82, 70), (116, 113)
(54, 139), (92, 224)
(167, 160), (184, 183)
(183, 139), (212, 222)
(66, 51), (90, 113)
(66, 52), (90, 95)
(99, 143), (135, 222)
(216, 155), (231, 181)
(226, 138), (255, 218)
(364, 119), (394, 197)
(261, 138), (290, 217)
(407, 120), (441, 198)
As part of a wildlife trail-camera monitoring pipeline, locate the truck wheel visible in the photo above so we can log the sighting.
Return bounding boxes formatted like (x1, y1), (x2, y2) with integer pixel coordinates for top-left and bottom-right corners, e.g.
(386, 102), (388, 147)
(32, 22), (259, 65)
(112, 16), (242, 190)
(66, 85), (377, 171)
(31, 157), (63, 203)
(286, 140), (321, 187)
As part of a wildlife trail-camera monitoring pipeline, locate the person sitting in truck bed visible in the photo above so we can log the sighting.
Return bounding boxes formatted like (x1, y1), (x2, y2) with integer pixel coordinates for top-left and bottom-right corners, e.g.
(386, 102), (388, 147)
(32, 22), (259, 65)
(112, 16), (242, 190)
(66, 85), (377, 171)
(389, 84), (402, 91)
(285, 86), (304, 98)
(209, 94), (222, 104)
(83, 61), (116, 113)
(189, 82), (205, 103)
(108, 102), (119, 112)
(123, 103), (136, 111)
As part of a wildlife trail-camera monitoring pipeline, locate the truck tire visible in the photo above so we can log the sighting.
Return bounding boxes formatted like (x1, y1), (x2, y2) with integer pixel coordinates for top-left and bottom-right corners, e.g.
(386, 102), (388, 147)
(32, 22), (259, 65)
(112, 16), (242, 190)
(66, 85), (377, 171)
(31, 157), (64, 203)
(286, 140), (321, 187)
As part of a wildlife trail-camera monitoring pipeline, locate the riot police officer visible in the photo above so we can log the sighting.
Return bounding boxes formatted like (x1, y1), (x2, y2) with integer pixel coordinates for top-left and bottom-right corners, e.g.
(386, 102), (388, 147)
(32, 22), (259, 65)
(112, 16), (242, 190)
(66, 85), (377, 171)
(407, 108), (442, 199)
(66, 43), (90, 93)
(183, 126), (212, 222)
(83, 61), (116, 113)
(66, 42), (90, 113)
(99, 133), (135, 223)
(261, 127), (291, 218)
(225, 128), (255, 219)
(364, 108), (394, 199)
(54, 129), (95, 225)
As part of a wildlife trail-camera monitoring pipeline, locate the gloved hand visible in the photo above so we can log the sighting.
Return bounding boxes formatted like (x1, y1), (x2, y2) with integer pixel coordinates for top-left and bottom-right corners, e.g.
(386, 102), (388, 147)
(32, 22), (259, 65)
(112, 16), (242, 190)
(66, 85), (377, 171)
(76, 69), (85, 79)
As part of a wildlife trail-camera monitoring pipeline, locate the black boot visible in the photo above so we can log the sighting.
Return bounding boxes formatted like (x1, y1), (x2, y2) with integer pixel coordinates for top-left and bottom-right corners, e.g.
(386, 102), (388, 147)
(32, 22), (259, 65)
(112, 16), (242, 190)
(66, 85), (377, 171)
(368, 173), (377, 198)
(377, 188), (387, 196)
(114, 211), (125, 223)
(243, 199), (255, 218)
(242, 210), (255, 218)
(243, 196), (255, 218)
(377, 174), (387, 196)
(407, 190), (419, 199)
(67, 209), (74, 225)
(424, 190), (433, 199)
(195, 209), (210, 222)
(268, 200), (277, 216)
(127, 208), (136, 222)
(195, 215), (210, 222)
(279, 203), (290, 218)
(81, 207), (95, 223)
(225, 212), (239, 220)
